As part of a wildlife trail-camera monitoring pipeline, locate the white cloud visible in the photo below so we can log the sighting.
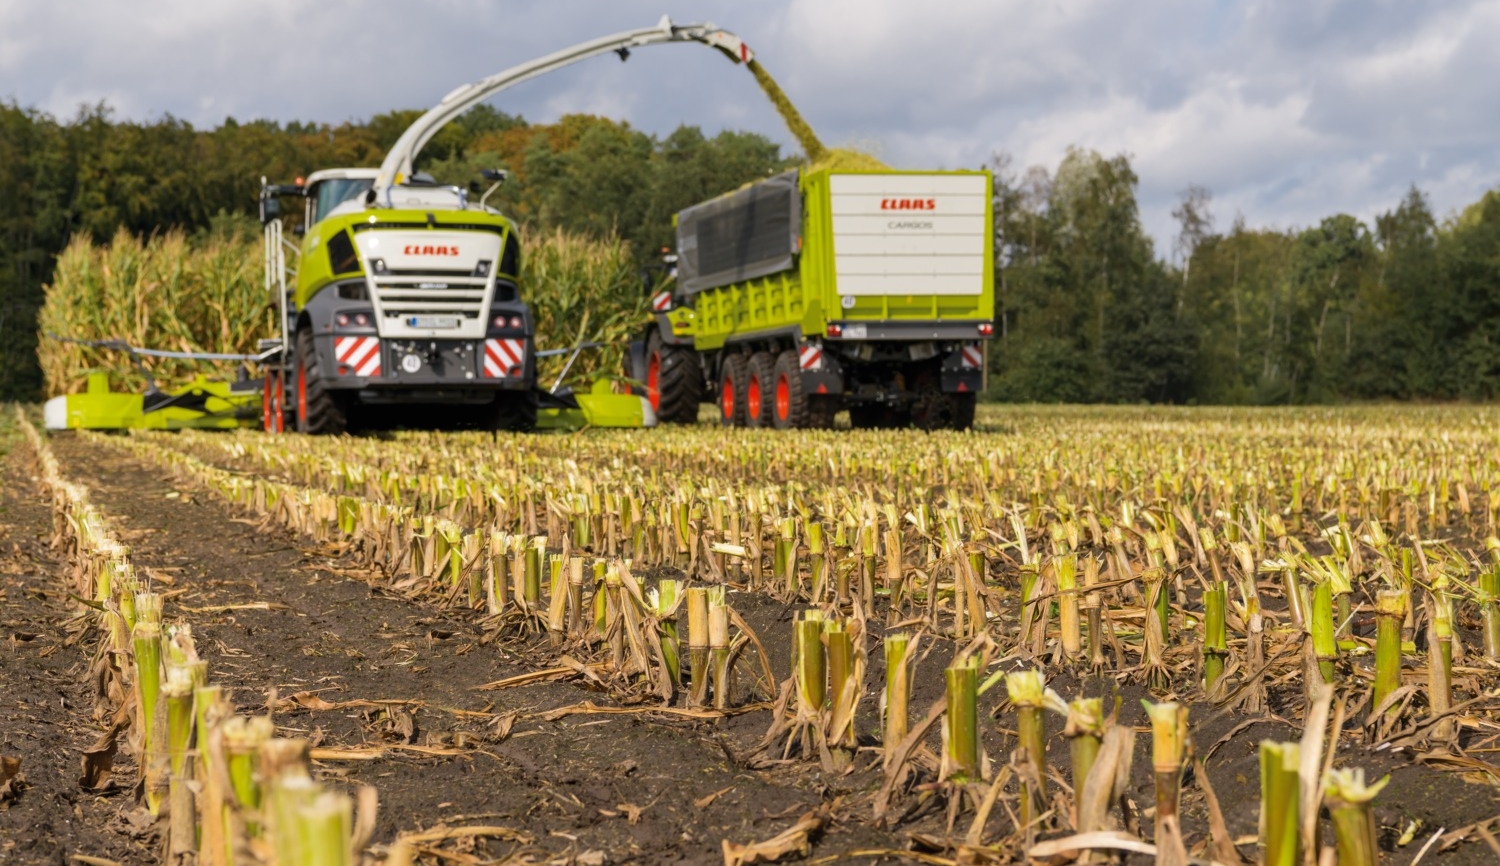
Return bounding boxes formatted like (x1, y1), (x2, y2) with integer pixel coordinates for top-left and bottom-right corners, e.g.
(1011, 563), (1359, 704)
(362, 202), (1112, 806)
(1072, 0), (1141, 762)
(1, 0), (1498, 249)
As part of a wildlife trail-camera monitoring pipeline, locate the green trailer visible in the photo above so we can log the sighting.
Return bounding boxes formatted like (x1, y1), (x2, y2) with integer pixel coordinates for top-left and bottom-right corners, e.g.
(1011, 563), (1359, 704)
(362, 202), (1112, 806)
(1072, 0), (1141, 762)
(632, 166), (994, 430)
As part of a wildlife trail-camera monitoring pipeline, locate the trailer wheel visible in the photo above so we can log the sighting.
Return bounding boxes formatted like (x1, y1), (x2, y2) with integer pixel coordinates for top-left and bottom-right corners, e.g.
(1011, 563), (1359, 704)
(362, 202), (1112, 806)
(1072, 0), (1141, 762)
(646, 331), (702, 424)
(489, 390), (537, 432)
(745, 352), (775, 428)
(719, 354), (748, 426)
(294, 328), (347, 435)
(770, 351), (809, 429)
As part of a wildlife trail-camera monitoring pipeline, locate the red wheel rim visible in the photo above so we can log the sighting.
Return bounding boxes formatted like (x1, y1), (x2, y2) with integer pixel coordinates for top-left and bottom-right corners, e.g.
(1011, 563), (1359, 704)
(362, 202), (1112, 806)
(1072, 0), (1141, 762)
(776, 373), (790, 421)
(262, 374), (272, 431)
(647, 352), (661, 411)
(273, 374), (284, 433)
(721, 376), (734, 419)
(747, 375), (762, 420)
(297, 360), (308, 426)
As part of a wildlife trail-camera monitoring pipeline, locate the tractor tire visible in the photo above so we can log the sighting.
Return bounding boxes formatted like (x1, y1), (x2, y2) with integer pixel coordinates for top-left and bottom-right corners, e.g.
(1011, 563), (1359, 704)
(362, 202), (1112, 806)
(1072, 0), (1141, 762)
(718, 354), (748, 427)
(645, 331), (703, 424)
(489, 390), (538, 432)
(294, 329), (347, 435)
(745, 352), (776, 428)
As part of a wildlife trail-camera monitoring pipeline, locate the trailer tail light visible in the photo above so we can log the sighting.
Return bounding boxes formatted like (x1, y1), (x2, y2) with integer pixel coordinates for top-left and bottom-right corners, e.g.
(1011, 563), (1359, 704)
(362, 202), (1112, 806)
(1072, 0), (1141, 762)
(510, 316), (523, 329)
(354, 313), (369, 327)
(826, 324), (843, 338)
(493, 315), (525, 330)
(336, 313), (350, 327)
(977, 322), (994, 337)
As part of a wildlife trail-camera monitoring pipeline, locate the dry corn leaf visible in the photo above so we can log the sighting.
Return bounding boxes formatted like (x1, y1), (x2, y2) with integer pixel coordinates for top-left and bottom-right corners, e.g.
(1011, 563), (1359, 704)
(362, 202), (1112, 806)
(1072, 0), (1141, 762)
(721, 808), (826, 866)
(0, 756), (23, 806)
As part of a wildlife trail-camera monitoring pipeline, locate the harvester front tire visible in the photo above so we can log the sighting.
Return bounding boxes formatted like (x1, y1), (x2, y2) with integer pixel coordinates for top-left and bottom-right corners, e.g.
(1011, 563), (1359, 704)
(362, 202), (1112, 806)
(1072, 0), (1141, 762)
(719, 354), (748, 427)
(294, 329), (347, 435)
(745, 352), (776, 428)
(489, 391), (537, 432)
(646, 332), (703, 424)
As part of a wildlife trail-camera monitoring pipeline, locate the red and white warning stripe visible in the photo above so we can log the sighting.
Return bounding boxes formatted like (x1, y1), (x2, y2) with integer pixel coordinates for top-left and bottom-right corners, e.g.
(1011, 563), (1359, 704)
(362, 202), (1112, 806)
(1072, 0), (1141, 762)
(335, 336), (382, 377)
(798, 344), (823, 371)
(651, 291), (673, 312)
(483, 338), (526, 378)
(960, 344), (983, 369)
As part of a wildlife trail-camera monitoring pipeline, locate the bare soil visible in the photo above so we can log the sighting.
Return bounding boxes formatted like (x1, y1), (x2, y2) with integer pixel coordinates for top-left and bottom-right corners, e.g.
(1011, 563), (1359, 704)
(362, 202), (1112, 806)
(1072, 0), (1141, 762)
(0, 432), (1496, 865)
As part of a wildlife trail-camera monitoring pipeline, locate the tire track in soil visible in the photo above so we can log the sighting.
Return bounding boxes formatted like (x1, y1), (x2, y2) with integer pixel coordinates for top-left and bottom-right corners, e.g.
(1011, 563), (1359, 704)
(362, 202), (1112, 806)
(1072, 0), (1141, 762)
(0, 444), (156, 865)
(52, 436), (902, 864)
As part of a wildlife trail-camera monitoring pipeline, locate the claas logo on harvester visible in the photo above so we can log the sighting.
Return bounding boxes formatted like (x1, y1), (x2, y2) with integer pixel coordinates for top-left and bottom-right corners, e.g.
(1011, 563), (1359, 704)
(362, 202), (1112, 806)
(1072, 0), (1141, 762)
(402, 244), (461, 256)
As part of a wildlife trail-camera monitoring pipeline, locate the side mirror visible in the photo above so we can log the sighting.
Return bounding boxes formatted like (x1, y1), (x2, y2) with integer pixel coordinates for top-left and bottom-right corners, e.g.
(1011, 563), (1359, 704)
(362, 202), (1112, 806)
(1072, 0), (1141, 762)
(260, 196), (282, 224)
(480, 168), (508, 183)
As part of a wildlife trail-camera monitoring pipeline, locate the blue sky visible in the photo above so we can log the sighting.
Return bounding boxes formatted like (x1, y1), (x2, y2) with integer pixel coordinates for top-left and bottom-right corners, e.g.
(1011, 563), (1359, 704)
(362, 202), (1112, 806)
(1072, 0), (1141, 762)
(3, 0), (1498, 254)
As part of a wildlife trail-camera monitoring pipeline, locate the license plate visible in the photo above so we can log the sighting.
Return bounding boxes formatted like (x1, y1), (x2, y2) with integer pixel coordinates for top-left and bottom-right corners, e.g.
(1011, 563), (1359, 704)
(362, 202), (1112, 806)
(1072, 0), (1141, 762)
(843, 323), (867, 339)
(407, 315), (460, 330)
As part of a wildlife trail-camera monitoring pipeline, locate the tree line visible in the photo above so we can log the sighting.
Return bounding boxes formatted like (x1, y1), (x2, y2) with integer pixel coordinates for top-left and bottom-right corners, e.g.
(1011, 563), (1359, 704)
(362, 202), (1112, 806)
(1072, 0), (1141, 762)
(1, 100), (1497, 403)
(991, 147), (1500, 403)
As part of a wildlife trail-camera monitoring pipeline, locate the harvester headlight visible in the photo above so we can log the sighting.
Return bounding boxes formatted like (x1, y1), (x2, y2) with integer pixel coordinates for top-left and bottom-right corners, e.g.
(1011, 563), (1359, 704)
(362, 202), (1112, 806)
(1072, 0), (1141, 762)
(336, 313), (350, 327)
(474, 259), (491, 278)
(354, 313), (370, 327)
(509, 316), (523, 329)
(369, 257), (388, 275)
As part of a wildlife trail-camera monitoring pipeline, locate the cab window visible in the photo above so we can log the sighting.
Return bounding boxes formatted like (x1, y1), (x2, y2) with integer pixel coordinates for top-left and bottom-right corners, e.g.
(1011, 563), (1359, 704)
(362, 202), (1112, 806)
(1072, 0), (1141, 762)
(309, 178), (375, 225)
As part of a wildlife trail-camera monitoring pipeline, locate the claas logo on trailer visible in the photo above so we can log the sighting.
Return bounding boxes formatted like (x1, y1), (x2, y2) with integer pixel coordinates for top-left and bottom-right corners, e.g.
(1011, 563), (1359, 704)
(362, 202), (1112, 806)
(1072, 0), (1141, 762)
(879, 198), (936, 211)
(402, 245), (461, 256)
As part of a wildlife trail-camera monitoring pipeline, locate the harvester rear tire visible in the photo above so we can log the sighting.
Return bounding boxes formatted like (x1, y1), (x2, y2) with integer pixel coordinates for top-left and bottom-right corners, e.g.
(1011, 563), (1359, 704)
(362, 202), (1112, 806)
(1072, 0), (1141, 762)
(489, 391), (537, 432)
(646, 331), (703, 424)
(294, 329), (347, 435)
(745, 352), (776, 428)
(719, 354), (748, 427)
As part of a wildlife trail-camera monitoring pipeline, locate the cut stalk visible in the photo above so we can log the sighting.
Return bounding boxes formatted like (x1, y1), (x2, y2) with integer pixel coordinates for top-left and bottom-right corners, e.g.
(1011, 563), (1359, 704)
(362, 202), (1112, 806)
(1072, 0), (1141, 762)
(1006, 670), (1050, 829)
(687, 587), (709, 707)
(656, 579), (681, 686)
(1309, 579), (1337, 684)
(794, 615), (826, 715)
(223, 715), (276, 836)
(1323, 768), (1389, 866)
(1481, 567), (1500, 660)
(825, 619), (854, 751)
(299, 790), (353, 866)
(1372, 589), (1407, 715)
(708, 587), (731, 710)
(1427, 581), (1454, 741)
(1203, 581), (1228, 697)
(1057, 554), (1080, 658)
(1063, 698), (1104, 828)
(1259, 741), (1301, 866)
(946, 657), (980, 782)
(883, 633), (912, 763)
(132, 619), (164, 814)
(1143, 700), (1187, 850)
